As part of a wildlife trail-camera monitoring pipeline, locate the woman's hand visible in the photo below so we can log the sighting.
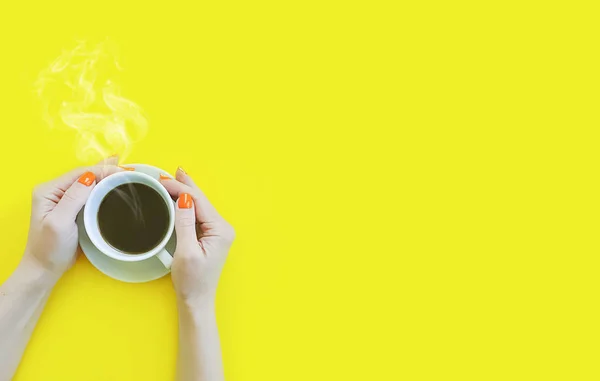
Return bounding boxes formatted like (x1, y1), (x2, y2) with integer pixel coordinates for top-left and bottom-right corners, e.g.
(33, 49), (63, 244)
(23, 157), (121, 281)
(0, 158), (120, 381)
(161, 167), (232, 381)
(160, 167), (235, 306)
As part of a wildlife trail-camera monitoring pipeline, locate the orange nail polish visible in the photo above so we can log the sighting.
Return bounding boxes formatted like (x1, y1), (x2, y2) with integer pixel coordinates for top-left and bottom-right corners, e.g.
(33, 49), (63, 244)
(159, 174), (171, 180)
(119, 166), (135, 171)
(78, 171), (95, 186)
(177, 166), (187, 174)
(179, 193), (193, 209)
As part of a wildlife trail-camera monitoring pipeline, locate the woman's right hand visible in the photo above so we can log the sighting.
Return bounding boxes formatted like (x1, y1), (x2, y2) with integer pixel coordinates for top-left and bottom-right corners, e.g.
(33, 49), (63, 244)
(160, 167), (235, 306)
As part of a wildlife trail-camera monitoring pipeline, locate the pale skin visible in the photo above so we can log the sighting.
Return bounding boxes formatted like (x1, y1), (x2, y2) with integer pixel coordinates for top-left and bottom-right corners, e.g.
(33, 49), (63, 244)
(0, 158), (234, 381)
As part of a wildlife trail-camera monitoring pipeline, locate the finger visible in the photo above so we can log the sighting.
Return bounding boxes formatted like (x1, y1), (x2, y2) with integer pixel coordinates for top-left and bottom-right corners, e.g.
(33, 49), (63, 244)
(91, 155), (121, 179)
(160, 174), (221, 224)
(175, 193), (198, 251)
(175, 167), (221, 221)
(101, 155), (119, 166)
(175, 166), (198, 187)
(161, 176), (194, 198)
(51, 171), (96, 221)
(56, 155), (120, 188)
(47, 164), (122, 192)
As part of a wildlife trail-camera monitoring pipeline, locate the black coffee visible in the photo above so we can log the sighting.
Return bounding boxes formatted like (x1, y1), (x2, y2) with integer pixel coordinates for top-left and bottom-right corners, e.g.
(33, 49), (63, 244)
(98, 183), (169, 254)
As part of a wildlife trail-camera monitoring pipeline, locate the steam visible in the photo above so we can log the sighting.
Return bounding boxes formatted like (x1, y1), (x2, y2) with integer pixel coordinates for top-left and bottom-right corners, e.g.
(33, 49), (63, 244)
(111, 184), (146, 227)
(34, 40), (148, 163)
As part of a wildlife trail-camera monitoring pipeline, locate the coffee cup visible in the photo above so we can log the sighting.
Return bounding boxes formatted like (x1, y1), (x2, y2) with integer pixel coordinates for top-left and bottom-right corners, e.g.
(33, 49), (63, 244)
(83, 171), (175, 268)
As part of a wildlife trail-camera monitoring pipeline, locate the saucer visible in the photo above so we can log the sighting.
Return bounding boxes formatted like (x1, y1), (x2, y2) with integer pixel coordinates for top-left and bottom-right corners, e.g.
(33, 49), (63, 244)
(76, 164), (176, 283)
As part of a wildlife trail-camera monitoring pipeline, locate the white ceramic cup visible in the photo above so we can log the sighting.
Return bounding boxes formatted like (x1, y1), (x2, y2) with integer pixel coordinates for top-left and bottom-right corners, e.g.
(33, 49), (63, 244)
(83, 171), (175, 269)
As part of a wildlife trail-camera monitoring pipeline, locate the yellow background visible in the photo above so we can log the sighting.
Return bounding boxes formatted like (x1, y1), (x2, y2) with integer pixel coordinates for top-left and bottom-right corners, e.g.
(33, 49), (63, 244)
(0, 0), (598, 380)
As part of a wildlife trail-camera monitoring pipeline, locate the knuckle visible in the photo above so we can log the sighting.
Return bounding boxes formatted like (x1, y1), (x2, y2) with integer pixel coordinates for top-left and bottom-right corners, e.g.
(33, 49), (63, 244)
(177, 217), (197, 229)
(61, 190), (78, 203)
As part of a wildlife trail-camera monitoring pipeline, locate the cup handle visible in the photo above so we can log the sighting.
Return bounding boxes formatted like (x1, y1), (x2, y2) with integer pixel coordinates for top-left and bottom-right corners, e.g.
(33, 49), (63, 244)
(156, 249), (173, 269)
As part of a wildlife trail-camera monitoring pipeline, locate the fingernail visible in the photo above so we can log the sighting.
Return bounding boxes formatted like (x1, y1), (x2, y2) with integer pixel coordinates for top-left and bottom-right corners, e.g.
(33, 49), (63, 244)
(177, 166), (187, 174)
(159, 174), (171, 180)
(119, 166), (135, 171)
(78, 171), (96, 186)
(179, 193), (193, 209)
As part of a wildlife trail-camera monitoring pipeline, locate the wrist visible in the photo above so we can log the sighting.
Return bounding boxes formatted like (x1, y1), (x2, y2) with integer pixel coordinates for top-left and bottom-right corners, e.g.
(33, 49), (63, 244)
(177, 298), (217, 332)
(22, 246), (69, 282)
(177, 293), (216, 316)
(15, 257), (61, 292)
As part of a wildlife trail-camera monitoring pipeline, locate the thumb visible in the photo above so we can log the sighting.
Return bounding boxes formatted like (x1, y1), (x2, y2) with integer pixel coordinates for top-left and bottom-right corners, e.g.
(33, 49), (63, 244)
(52, 171), (96, 221)
(175, 193), (198, 251)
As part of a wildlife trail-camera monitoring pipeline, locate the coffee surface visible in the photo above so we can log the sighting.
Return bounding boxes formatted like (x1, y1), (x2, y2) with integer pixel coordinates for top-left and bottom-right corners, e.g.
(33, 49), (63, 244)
(98, 183), (169, 254)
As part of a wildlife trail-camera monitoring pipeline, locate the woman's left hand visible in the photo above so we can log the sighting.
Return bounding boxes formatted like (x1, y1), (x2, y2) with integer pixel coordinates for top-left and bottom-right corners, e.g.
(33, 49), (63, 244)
(23, 157), (121, 280)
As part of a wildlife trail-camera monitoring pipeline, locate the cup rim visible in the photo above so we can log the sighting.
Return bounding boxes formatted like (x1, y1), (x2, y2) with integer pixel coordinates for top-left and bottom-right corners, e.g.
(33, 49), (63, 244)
(83, 171), (175, 262)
